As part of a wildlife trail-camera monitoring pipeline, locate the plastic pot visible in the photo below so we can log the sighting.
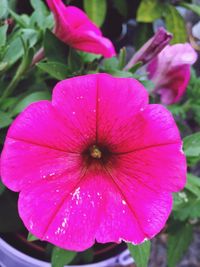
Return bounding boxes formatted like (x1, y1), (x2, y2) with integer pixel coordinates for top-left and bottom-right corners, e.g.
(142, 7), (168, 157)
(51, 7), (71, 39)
(0, 238), (134, 267)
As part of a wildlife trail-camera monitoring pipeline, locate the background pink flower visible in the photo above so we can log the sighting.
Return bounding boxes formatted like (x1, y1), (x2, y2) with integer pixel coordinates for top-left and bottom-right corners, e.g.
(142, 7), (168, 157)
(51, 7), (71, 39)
(0, 74), (186, 251)
(147, 43), (197, 104)
(124, 27), (172, 70)
(46, 0), (116, 58)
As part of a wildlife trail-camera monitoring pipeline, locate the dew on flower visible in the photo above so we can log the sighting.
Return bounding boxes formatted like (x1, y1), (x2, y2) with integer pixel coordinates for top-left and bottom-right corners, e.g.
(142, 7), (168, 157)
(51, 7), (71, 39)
(29, 220), (34, 230)
(61, 217), (68, 228)
(55, 227), (66, 235)
(1, 73), (186, 251)
(122, 200), (127, 205)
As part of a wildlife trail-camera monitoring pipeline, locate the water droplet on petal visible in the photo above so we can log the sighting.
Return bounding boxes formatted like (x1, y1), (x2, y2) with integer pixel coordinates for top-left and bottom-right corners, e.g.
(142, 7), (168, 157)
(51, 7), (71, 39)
(122, 200), (127, 205)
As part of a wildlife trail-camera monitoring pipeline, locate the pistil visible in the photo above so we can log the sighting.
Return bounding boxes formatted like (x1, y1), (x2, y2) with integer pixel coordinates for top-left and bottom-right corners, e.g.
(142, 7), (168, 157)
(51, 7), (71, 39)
(89, 145), (102, 159)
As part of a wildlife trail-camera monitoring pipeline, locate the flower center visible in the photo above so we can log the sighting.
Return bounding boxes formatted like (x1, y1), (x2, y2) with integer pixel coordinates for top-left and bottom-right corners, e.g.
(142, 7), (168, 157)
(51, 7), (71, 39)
(89, 145), (102, 159)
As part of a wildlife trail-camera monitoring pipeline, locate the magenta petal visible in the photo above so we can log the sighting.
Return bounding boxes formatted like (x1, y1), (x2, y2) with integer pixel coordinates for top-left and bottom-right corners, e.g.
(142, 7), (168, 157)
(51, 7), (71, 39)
(1, 74), (186, 251)
(4, 101), (92, 152)
(96, 74), (149, 148)
(52, 74), (97, 146)
(148, 43), (197, 104)
(18, 168), (147, 250)
(1, 138), (82, 192)
(108, 172), (173, 238)
(46, 0), (116, 57)
(124, 27), (172, 70)
(112, 144), (186, 193)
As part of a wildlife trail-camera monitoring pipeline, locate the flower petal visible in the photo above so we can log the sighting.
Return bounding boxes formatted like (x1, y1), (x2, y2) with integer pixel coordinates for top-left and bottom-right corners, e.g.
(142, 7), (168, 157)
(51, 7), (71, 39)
(1, 138), (82, 192)
(46, 0), (116, 58)
(95, 74), (149, 149)
(148, 43), (197, 104)
(52, 75), (98, 146)
(112, 104), (182, 153)
(68, 31), (116, 58)
(105, 168), (173, 238)
(5, 101), (92, 152)
(18, 167), (148, 251)
(110, 144), (186, 193)
(158, 65), (190, 104)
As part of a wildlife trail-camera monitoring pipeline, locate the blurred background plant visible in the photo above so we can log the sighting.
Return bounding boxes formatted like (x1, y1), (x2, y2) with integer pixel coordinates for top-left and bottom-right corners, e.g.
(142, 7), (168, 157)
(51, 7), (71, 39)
(0, 0), (200, 267)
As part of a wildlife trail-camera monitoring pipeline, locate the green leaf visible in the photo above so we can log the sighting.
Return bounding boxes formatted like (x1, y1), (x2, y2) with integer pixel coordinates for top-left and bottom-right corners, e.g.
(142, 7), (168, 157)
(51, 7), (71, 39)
(103, 57), (119, 70)
(78, 51), (101, 63)
(44, 30), (69, 64)
(13, 47), (34, 82)
(0, 25), (8, 47)
(21, 29), (40, 48)
(128, 240), (151, 267)
(27, 232), (39, 242)
(12, 91), (51, 116)
(51, 247), (77, 267)
(173, 192), (188, 211)
(30, 0), (52, 29)
(180, 3), (200, 17)
(37, 61), (70, 80)
(174, 199), (200, 220)
(118, 47), (126, 70)
(0, 181), (5, 196)
(183, 132), (200, 158)
(0, 62), (8, 72)
(1, 47), (34, 101)
(167, 224), (193, 267)
(106, 69), (133, 78)
(0, 110), (12, 128)
(137, 0), (164, 22)
(0, 0), (8, 19)
(185, 173), (200, 197)
(129, 61), (143, 74)
(3, 37), (24, 67)
(164, 4), (187, 44)
(30, 0), (48, 13)
(9, 9), (29, 28)
(83, 0), (107, 27)
(68, 49), (83, 73)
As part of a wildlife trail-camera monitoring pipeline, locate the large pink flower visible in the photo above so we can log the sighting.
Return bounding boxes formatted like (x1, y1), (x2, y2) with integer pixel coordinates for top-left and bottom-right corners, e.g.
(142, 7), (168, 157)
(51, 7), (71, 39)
(1, 74), (186, 251)
(46, 0), (116, 58)
(148, 43), (197, 104)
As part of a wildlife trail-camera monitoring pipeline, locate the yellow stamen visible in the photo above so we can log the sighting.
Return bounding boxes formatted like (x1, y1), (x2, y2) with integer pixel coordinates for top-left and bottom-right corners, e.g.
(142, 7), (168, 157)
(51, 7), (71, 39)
(90, 145), (102, 159)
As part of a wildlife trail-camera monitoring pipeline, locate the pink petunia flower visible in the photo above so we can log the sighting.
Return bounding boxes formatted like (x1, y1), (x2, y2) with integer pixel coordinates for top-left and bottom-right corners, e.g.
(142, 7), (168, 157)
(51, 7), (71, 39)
(147, 43), (197, 105)
(46, 0), (116, 58)
(1, 74), (186, 251)
(124, 27), (172, 70)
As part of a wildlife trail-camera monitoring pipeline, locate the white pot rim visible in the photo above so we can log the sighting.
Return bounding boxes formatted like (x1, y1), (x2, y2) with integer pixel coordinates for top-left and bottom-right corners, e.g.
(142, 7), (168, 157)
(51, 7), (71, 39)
(0, 238), (134, 267)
